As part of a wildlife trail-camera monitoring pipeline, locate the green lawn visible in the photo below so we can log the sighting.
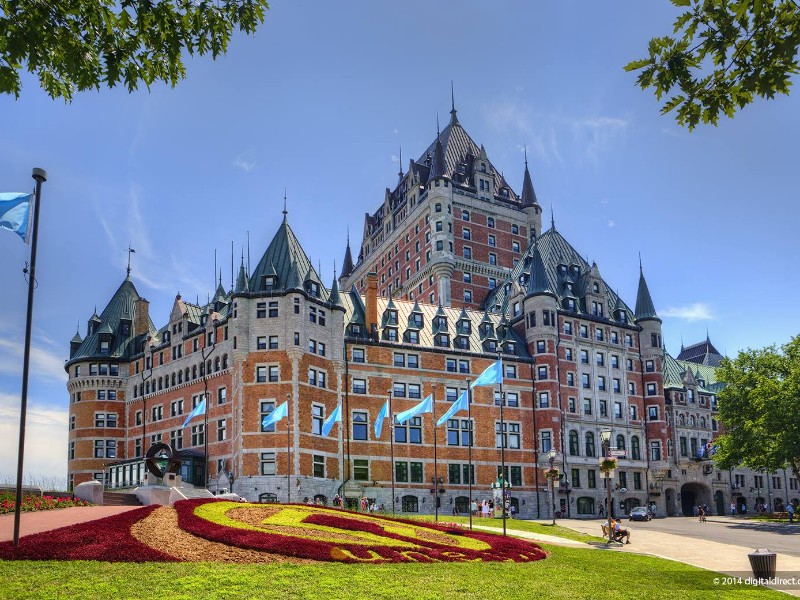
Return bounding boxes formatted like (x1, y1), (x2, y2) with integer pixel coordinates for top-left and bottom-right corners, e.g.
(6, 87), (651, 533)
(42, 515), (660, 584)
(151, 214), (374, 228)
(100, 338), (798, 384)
(414, 514), (606, 544)
(0, 545), (785, 599)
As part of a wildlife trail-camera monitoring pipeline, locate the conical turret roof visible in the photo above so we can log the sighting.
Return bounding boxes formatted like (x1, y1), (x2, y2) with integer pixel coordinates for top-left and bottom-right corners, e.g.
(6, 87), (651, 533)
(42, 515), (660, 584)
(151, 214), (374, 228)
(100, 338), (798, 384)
(635, 264), (660, 322)
(520, 153), (539, 208)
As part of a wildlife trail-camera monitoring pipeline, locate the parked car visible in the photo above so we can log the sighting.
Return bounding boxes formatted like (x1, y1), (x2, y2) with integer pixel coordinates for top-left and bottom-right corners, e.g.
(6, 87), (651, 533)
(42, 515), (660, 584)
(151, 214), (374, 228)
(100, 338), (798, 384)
(629, 506), (653, 521)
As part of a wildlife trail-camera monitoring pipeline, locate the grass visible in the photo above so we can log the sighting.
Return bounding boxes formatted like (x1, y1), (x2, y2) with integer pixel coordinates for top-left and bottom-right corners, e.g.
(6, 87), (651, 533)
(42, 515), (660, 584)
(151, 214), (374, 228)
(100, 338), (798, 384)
(0, 545), (785, 599)
(412, 514), (607, 544)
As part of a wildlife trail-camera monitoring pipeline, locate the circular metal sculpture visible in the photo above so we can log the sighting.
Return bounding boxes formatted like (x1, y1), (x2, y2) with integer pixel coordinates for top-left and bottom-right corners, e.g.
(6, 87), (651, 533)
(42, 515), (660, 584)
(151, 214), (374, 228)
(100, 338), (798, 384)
(145, 443), (182, 478)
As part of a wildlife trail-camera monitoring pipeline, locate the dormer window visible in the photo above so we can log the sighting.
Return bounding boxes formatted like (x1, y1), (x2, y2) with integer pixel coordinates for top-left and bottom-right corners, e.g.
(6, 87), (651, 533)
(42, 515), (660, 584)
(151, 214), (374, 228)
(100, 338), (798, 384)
(455, 336), (469, 350)
(435, 316), (447, 331)
(386, 309), (398, 326)
(434, 333), (449, 347)
(121, 322), (130, 335)
(617, 311), (628, 324)
(592, 282), (600, 293)
(484, 340), (497, 352)
(410, 313), (423, 328)
(504, 342), (516, 354)
(307, 282), (320, 297)
(99, 340), (110, 354)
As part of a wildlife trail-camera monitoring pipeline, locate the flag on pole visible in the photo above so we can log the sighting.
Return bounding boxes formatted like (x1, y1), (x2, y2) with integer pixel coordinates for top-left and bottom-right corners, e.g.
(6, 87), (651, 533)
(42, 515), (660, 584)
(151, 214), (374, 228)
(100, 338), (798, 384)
(437, 390), (469, 427)
(321, 404), (342, 437)
(262, 400), (288, 430)
(396, 394), (432, 425)
(374, 400), (389, 438)
(0, 192), (32, 242)
(470, 359), (503, 388)
(182, 397), (206, 428)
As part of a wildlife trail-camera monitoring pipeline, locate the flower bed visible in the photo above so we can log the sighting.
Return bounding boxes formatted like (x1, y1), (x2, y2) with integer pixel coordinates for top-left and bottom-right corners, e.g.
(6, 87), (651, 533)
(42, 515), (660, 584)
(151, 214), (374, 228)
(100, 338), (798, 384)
(0, 500), (547, 565)
(0, 493), (91, 515)
(0, 506), (176, 562)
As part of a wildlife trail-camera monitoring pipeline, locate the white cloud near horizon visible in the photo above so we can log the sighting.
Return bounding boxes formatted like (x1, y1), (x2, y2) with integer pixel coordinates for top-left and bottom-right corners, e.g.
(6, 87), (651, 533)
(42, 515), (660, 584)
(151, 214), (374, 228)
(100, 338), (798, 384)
(662, 303), (715, 321)
(232, 153), (256, 172)
(0, 391), (68, 487)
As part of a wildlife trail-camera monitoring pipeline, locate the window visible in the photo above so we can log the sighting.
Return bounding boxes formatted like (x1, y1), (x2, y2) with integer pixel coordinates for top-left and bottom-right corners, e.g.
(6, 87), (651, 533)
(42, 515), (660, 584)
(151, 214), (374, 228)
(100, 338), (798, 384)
(352, 348), (365, 363)
(645, 360), (654, 372)
(488, 234), (496, 247)
(313, 455), (325, 478)
(596, 352), (604, 366)
(628, 381), (636, 395)
(256, 366), (267, 383)
(269, 366), (279, 382)
(585, 432), (596, 457)
(569, 430), (580, 456)
(260, 452), (276, 475)
(407, 354), (419, 369)
(512, 241), (520, 253)
(564, 322), (572, 335)
(580, 325), (588, 338)
(646, 382), (657, 396)
(94, 439), (116, 458)
(496, 422), (520, 448)
(650, 441), (662, 461)
(487, 216), (495, 228)
(312, 405), (323, 435)
(464, 289), (472, 303)
(595, 328), (604, 341)
(256, 302), (266, 318)
(648, 406), (659, 421)
(269, 301), (279, 317)
(464, 247), (472, 259)
(352, 378), (366, 394)
(583, 398), (592, 415)
(462, 210), (470, 221)
(537, 340), (546, 353)
(538, 365), (549, 379)
(447, 419), (472, 446)
(448, 463), (475, 485)
(395, 416), (422, 444)
(598, 376), (606, 391)
(538, 392), (549, 408)
(353, 459), (369, 481)
(216, 418), (227, 442)
(631, 436), (641, 460)
(582, 374), (591, 389)
(260, 401), (276, 432)
(540, 431), (552, 453)
(587, 470), (597, 489)
(628, 404), (636, 419)
(352, 411), (368, 440)
(463, 271), (472, 283)
(489, 253), (497, 265)
(613, 378), (621, 393)
(151, 405), (163, 422)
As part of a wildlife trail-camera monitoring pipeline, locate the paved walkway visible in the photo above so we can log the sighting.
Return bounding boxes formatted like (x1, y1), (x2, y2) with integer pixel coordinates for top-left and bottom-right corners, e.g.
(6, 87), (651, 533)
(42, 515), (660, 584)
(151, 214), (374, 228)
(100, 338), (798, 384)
(470, 523), (588, 547)
(555, 518), (800, 597)
(0, 506), (140, 542)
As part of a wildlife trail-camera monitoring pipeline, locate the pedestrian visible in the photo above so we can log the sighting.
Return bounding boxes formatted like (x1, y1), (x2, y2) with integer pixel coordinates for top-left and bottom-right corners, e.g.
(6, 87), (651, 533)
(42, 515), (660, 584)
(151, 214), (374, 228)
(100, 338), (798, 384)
(471, 499), (477, 516)
(788, 503), (795, 524)
(698, 506), (706, 522)
(599, 503), (605, 518)
(730, 502), (736, 516)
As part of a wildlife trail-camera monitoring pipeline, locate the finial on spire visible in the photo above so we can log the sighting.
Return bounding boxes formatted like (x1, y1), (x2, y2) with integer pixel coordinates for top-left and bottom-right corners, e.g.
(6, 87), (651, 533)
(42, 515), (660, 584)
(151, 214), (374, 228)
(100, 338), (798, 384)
(126, 244), (136, 278)
(550, 205), (555, 229)
(219, 269), (222, 286)
(450, 81), (458, 123)
(524, 145), (528, 168)
(639, 252), (643, 272)
(436, 114), (440, 136)
(283, 189), (287, 220)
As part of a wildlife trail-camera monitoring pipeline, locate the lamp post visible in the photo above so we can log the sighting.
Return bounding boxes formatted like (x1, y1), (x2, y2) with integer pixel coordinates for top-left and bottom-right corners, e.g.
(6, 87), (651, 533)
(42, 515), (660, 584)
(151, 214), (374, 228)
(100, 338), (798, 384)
(600, 428), (614, 544)
(141, 340), (156, 462)
(201, 314), (218, 489)
(388, 390), (396, 515)
(547, 449), (558, 525)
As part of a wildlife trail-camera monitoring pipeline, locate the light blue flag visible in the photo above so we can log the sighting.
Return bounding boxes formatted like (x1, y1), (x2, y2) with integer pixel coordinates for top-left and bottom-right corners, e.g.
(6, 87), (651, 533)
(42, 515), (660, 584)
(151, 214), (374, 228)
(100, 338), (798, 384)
(470, 359), (503, 388)
(0, 192), (32, 242)
(182, 397), (206, 428)
(374, 400), (389, 438)
(321, 405), (342, 437)
(262, 400), (288, 430)
(395, 394), (432, 425)
(437, 390), (469, 427)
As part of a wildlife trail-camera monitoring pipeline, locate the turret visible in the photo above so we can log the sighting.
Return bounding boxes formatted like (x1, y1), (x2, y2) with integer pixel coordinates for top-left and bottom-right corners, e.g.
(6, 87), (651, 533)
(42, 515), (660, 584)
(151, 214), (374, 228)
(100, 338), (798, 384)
(520, 148), (542, 238)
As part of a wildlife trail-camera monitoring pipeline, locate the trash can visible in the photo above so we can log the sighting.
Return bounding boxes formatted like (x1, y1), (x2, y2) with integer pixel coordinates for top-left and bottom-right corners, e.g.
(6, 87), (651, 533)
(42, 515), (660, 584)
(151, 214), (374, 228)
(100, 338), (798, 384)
(748, 548), (776, 579)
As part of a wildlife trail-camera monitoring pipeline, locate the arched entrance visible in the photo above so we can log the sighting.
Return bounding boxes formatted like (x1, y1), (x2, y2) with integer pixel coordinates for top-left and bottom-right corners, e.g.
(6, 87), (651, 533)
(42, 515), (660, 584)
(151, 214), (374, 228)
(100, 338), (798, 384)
(774, 498), (784, 512)
(736, 495), (747, 514)
(454, 496), (470, 515)
(664, 488), (677, 516)
(680, 482), (712, 516)
(715, 491), (725, 516)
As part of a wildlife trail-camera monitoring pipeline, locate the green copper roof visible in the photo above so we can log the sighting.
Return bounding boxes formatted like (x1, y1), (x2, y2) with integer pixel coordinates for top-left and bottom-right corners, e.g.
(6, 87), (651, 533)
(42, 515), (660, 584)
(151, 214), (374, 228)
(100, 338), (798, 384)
(235, 258), (249, 293)
(68, 276), (155, 365)
(635, 266), (660, 322)
(248, 216), (329, 302)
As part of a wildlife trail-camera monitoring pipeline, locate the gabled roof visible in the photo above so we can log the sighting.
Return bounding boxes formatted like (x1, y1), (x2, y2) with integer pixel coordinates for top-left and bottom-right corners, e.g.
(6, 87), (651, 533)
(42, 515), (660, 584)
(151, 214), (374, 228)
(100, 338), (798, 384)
(484, 227), (635, 323)
(677, 336), (724, 367)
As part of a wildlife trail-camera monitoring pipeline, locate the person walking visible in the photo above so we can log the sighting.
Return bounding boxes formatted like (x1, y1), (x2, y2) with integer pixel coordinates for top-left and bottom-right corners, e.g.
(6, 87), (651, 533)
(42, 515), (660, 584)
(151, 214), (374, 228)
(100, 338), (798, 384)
(788, 502), (795, 524)
(730, 502), (737, 516)
(599, 503), (605, 518)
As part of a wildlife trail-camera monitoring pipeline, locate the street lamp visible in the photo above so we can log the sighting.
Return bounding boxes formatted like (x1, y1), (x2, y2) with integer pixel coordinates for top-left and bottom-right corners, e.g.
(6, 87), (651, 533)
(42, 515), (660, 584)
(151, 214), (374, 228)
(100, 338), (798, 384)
(201, 313), (219, 489)
(547, 448), (558, 525)
(600, 428), (614, 544)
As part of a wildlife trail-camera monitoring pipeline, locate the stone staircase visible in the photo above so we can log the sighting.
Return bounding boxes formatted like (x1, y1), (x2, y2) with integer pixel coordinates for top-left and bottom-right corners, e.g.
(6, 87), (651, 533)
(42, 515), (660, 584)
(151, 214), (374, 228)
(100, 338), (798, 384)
(102, 491), (142, 506)
(172, 485), (215, 500)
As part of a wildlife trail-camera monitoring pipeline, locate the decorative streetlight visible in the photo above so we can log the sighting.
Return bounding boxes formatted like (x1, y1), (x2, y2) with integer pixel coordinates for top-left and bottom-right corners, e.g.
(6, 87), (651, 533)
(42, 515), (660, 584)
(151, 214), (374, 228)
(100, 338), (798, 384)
(545, 449), (559, 525)
(201, 313), (219, 489)
(600, 428), (616, 544)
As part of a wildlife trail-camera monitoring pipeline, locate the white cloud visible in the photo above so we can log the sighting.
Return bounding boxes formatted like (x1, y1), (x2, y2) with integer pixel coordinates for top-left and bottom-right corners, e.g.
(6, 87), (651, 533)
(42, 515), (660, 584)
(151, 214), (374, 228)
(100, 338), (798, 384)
(569, 116), (629, 166)
(662, 303), (715, 321)
(390, 154), (399, 163)
(607, 219), (616, 228)
(232, 153), (256, 172)
(0, 337), (66, 384)
(0, 391), (67, 488)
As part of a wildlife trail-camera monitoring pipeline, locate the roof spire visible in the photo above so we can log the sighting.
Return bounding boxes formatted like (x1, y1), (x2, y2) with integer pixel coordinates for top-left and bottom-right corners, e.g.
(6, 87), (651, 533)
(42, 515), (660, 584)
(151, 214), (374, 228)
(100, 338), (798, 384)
(126, 244), (135, 279)
(550, 205), (555, 230)
(283, 189), (287, 221)
(398, 146), (403, 178)
(520, 145), (539, 208)
(450, 81), (458, 124)
(429, 116), (447, 180)
(634, 257), (661, 323)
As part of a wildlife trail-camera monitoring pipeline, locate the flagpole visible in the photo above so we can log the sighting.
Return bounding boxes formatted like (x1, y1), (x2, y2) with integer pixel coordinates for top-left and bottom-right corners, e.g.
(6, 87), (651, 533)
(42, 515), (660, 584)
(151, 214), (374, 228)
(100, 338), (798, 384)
(498, 352), (506, 537)
(13, 168), (46, 547)
(389, 390), (395, 515)
(286, 393), (291, 504)
(467, 379), (473, 531)
(432, 384), (438, 523)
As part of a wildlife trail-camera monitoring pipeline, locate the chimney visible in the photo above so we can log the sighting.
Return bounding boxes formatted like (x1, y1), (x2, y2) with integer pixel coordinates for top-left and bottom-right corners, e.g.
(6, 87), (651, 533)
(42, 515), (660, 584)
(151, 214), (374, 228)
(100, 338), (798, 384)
(366, 272), (378, 338)
(134, 297), (150, 337)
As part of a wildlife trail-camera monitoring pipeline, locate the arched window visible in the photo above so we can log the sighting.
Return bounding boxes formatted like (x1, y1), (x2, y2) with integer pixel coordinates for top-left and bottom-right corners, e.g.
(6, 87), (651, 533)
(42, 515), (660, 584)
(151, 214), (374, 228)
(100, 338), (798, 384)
(401, 495), (418, 513)
(214, 357), (220, 372)
(585, 432), (596, 457)
(171, 373), (176, 387)
(222, 354), (228, 369)
(616, 434), (625, 454)
(679, 414), (685, 426)
(712, 419), (717, 431)
(689, 415), (696, 426)
(178, 370), (183, 384)
(207, 360), (212, 374)
(631, 436), (641, 460)
(192, 365), (197, 379)
(185, 367), (190, 381)
(145, 381), (150, 394)
(700, 417), (706, 428)
(569, 430), (580, 456)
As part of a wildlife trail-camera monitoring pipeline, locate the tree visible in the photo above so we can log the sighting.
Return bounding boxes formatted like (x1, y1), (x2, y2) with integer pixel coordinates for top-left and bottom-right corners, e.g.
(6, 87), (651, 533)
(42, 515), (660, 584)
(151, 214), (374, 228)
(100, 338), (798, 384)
(0, 0), (269, 102)
(625, 0), (800, 129)
(713, 335), (800, 481)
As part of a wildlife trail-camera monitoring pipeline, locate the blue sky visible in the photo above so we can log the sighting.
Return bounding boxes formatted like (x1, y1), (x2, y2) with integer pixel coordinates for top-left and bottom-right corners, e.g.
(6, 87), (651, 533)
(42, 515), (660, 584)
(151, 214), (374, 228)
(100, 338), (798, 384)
(1, 1), (798, 485)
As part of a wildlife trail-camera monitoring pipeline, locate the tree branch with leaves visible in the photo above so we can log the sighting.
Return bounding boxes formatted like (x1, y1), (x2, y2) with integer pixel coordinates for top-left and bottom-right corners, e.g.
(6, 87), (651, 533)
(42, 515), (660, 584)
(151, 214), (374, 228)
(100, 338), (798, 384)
(625, 0), (800, 129)
(0, 0), (269, 101)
